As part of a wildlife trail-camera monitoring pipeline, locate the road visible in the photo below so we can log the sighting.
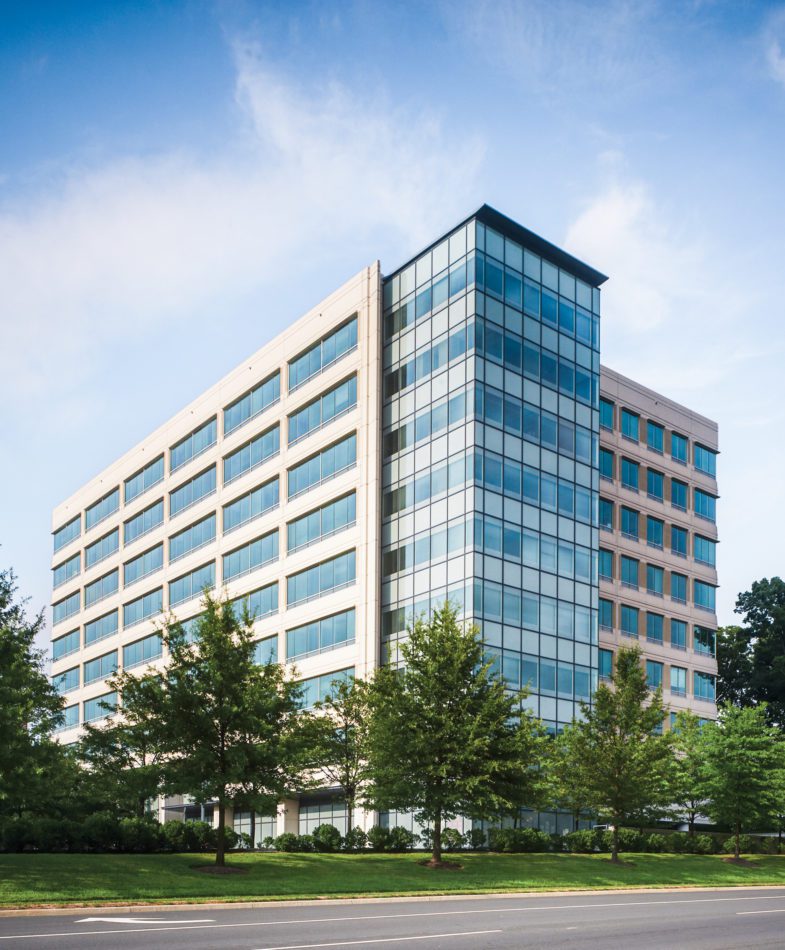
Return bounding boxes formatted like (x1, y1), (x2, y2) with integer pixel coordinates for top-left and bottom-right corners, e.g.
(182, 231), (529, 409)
(1, 888), (785, 949)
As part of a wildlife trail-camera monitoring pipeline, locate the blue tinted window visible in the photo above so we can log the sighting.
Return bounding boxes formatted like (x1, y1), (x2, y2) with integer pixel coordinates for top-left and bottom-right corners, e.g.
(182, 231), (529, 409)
(647, 468), (664, 500)
(671, 666), (687, 695)
(54, 515), (81, 553)
(85, 609), (119, 644)
(123, 589), (163, 628)
(671, 432), (688, 463)
(598, 549), (613, 579)
(84, 650), (117, 685)
(53, 553), (80, 590)
(646, 660), (663, 689)
(287, 433), (357, 499)
(287, 550), (356, 607)
(223, 425), (279, 484)
(124, 456), (164, 503)
(124, 544), (163, 586)
(286, 608), (356, 660)
(85, 569), (118, 607)
(695, 489), (716, 522)
(170, 418), (217, 473)
(287, 493), (356, 553)
(223, 478), (279, 534)
(123, 633), (163, 669)
(289, 316), (358, 391)
(169, 514), (216, 562)
(169, 562), (215, 608)
(254, 635), (278, 665)
(52, 628), (80, 660)
(224, 373), (280, 436)
(85, 528), (119, 569)
(621, 458), (639, 491)
(57, 704), (79, 732)
(232, 581), (278, 622)
(599, 448), (613, 479)
(647, 516), (664, 548)
(85, 488), (119, 531)
(53, 590), (80, 625)
(671, 479), (688, 511)
(599, 598), (613, 630)
(647, 564), (664, 595)
(223, 530), (278, 582)
(599, 648), (613, 680)
(621, 556), (639, 588)
(84, 691), (116, 723)
(647, 421), (664, 453)
(694, 671), (716, 701)
(124, 500), (164, 544)
(621, 605), (639, 636)
(671, 619), (687, 649)
(694, 535), (716, 566)
(170, 466), (216, 517)
(621, 507), (638, 539)
(599, 498), (613, 530)
(694, 444), (717, 477)
(694, 580), (716, 611)
(694, 626), (716, 656)
(646, 612), (664, 642)
(298, 667), (354, 709)
(671, 525), (687, 557)
(288, 376), (357, 445)
(53, 666), (79, 694)
(599, 398), (614, 430)
(621, 409), (639, 441)
(671, 572), (688, 603)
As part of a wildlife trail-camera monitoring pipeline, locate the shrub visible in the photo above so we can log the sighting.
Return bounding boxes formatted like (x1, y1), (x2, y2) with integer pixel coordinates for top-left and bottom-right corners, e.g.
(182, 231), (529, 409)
(723, 835), (756, 855)
(343, 827), (368, 851)
(693, 834), (716, 855)
(468, 827), (486, 850)
(261, 836), (276, 850)
(274, 832), (301, 852)
(600, 828), (643, 854)
(388, 826), (418, 852)
(312, 824), (342, 853)
(82, 812), (121, 852)
(118, 817), (165, 853)
(644, 833), (668, 853)
(297, 834), (315, 852)
(1, 817), (36, 853)
(441, 828), (465, 852)
(489, 828), (553, 853)
(564, 829), (598, 854)
(367, 826), (393, 852)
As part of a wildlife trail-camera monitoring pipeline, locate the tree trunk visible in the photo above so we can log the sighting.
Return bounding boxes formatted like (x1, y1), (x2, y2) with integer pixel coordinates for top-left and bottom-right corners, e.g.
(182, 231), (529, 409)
(347, 799), (353, 836)
(688, 813), (695, 837)
(573, 811), (579, 832)
(611, 825), (619, 863)
(216, 793), (226, 867)
(735, 819), (740, 860)
(778, 823), (782, 855)
(432, 813), (442, 865)
(138, 795), (146, 819)
(249, 810), (256, 850)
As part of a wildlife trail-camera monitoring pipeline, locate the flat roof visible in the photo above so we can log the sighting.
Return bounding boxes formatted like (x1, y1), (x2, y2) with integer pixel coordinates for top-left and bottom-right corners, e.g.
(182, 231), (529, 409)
(387, 203), (609, 288)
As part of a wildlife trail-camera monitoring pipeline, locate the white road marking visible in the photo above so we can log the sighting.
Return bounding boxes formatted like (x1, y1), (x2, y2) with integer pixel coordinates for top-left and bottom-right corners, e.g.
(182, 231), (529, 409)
(77, 917), (215, 924)
(737, 908), (785, 915)
(3, 894), (785, 941)
(250, 931), (502, 950)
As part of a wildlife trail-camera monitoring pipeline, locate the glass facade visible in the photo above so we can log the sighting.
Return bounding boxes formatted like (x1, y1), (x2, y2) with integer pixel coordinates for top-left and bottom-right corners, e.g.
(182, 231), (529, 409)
(380, 211), (602, 736)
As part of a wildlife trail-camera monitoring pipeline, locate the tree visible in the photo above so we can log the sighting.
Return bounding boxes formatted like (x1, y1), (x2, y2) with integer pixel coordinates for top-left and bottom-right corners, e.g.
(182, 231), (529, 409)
(567, 645), (674, 862)
(365, 602), (544, 867)
(718, 578), (785, 727)
(0, 568), (65, 819)
(307, 677), (371, 834)
(700, 703), (785, 859)
(669, 710), (709, 837)
(549, 723), (594, 831)
(114, 591), (305, 866)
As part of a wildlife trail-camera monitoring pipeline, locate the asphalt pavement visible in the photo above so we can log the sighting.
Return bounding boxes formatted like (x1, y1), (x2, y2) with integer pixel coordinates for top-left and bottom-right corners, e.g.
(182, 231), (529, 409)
(1, 888), (785, 949)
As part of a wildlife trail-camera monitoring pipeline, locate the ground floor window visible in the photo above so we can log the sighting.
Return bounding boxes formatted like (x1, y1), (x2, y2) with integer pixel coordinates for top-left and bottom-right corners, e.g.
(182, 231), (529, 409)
(298, 795), (348, 836)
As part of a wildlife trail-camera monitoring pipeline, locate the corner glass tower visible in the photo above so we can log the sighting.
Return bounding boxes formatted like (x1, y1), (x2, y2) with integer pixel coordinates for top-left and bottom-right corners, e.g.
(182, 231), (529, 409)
(380, 206), (607, 750)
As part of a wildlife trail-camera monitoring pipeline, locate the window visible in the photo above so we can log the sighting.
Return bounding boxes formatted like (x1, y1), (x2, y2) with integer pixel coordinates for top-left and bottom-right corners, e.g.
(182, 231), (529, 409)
(289, 316), (358, 391)
(694, 489), (716, 522)
(621, 408), (639, 441)
(599, 398), (614, 430)
(598, 549), (613, 580)
(223, 425), (280, 484)
(83, 692), (116, 723)
(123, 543), (164, 587)
(646, 564), (664, 596)
(53, 666), (79, 693)
(671, 432), (688, 464)
(224, 372), (280, 436)
(646, 660), (663, 690)
(287, 550), (356, 607)
(124, 499), (164, 544)
(223, 530), (279, 582)
(85, 488), (119, 531)
(621, 506), (639, 540)
(694, 580), (716, 611)
(169, 562), (215, 608)
(254, 635), (278, 665)
(52, 628), (80, 661)
(286, 608), (356, 660)
(53, 590), (80, 625)
(232, 581), (278, 621)
(56, 704), (79, 732)
(298, 667), (354, 709)
(647, 516), (664, 549)
(671, 479), (688, 511)
(84, 650), (117, 686)
(670, 666), (687, 696)
(169, 466), (216, 517)
(621, 556), (639, 589)
(671, 525), (688, 558)
(599, 498), (614, 531)
(54, 515), (80, 553)
(647, 612), (664, 642)
(599, 598), (613, 630)
(123, 633), (163, 669)
(123, 588), (163, 628)
(694, 535), (716, 566)
(647, 421), (664, 453)
(621, 458), (639, 491)
(53, 553), (80, 589)
(86, 528), (119, 569)
(695, 444), (717, 477)
(694, 626), (717, 656)
(223, 478), (278, 534)
(599, 447), (614, 480)
(694, 671), (716, 702)
(124, 456), (164, 503)
(288, 375), (357, 445)
(170, 418), (217, 473)
(169, 514), (216, 562)
(288, 432), (357, 499)
(671, 619), (687, 650)
(671, 572), (688, 604)
(85, 609), (118, 645)
(647, 468), (664, 501)
(599, 648), (613, 680)
(287, 493), (356, 554)
(85, 569), (119, 607)
(621, 605), (639, 637)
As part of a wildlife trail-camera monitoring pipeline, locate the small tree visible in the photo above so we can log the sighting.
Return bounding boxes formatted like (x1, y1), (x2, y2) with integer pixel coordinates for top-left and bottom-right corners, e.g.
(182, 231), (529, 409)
(669, 710), (709, 837)
(365, 602), (544, 867)
(549, 723), (594, 831)
(307, 677), (371, 833)
(701, 703), (785, 859)
(568, 645), (674, 862)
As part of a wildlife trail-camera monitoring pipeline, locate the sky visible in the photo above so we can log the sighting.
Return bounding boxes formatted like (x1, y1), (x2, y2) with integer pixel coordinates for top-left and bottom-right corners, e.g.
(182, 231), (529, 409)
(1, 0), (784, 649)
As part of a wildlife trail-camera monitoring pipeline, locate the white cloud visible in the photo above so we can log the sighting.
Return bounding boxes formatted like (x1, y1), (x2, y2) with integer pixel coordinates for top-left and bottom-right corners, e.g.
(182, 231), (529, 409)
(0, 39), (484, 404)
(765, 8), (785, 87)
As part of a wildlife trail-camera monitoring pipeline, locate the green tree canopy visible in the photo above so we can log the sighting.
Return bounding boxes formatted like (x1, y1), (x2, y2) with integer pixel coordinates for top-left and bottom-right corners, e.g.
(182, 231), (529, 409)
(567, 645), (674, 861)
(669, 710), (709, 837)
(365, 602), (545, 866)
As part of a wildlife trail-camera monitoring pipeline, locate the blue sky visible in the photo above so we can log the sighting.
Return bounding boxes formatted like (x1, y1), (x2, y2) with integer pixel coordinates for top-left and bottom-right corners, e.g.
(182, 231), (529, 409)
(2, 0), (784, 642)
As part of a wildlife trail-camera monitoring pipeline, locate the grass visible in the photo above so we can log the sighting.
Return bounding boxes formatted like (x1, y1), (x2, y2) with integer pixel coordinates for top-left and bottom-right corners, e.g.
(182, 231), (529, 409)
(1, 852), (785, 908)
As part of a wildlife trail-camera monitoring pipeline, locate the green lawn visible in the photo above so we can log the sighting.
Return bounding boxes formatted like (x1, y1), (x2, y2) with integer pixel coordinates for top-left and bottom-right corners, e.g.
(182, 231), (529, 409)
(1, 852), (785, 907)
